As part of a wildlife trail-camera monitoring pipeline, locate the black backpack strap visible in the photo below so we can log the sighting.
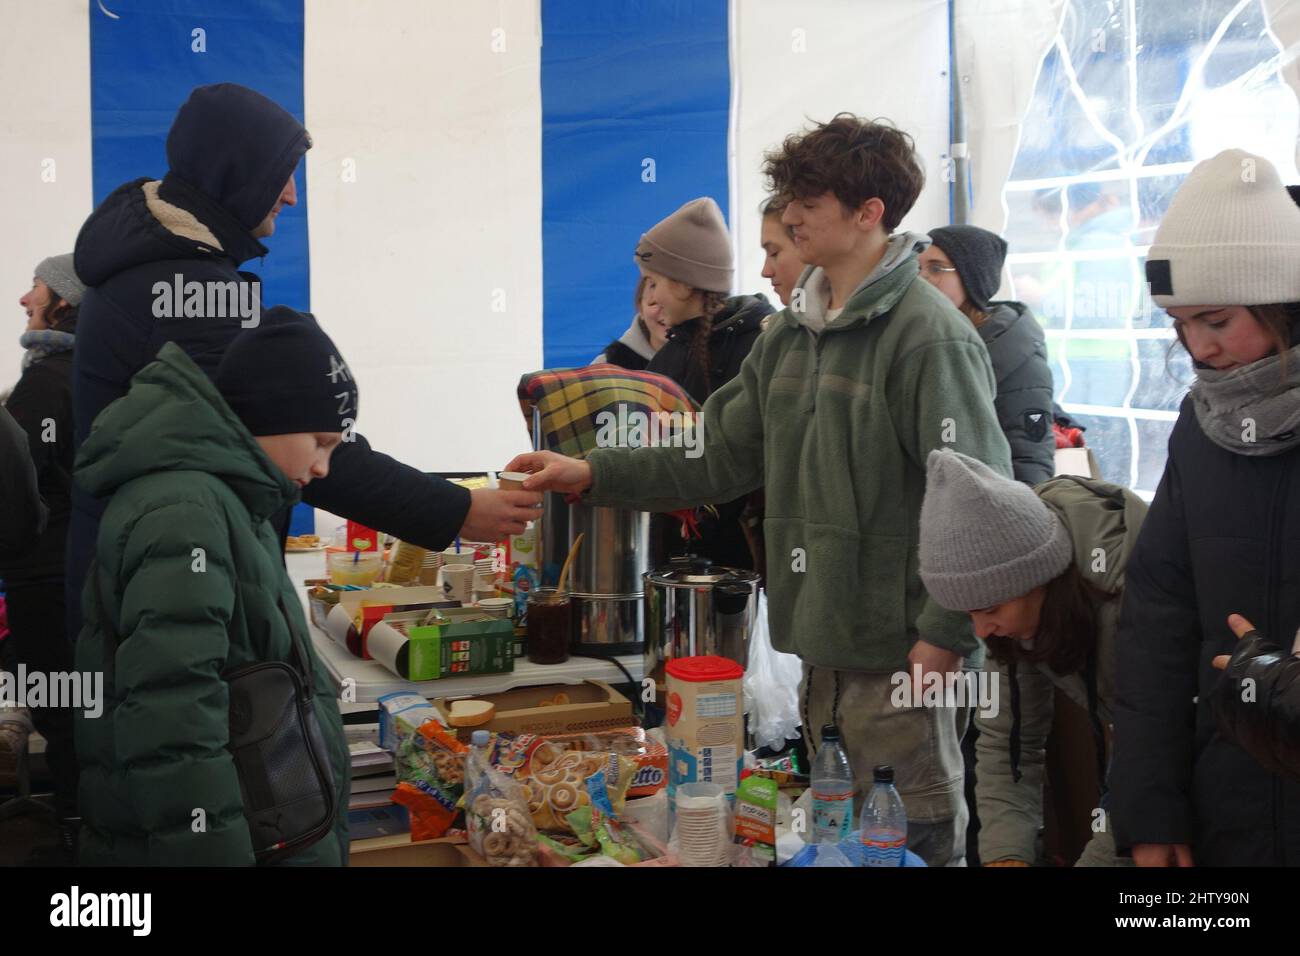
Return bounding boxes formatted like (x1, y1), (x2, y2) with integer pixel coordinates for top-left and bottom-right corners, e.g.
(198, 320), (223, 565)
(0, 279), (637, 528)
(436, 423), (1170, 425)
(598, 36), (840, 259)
(1008, 658), (1023, 784)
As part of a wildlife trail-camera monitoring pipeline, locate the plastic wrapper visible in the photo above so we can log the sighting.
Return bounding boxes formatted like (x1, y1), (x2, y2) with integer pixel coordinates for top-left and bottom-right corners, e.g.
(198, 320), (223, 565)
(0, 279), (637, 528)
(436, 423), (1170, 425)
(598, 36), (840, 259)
(465, 741), (538, 867)
(389, 722), (468, 841)
(566, 768), (669, 865)
(492, 732), (639, 834)
(497, 727), (666, 798)
(743, 592), (803, 752)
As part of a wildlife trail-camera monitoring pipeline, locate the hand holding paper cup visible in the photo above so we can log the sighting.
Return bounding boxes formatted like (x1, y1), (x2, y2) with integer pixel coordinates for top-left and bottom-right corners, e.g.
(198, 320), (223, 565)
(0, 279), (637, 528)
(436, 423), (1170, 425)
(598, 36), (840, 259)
(497, 471), (532, 492)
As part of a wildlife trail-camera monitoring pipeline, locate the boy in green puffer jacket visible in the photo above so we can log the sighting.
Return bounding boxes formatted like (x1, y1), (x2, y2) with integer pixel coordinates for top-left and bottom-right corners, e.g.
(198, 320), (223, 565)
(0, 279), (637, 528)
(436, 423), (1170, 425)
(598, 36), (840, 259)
(73, 308), (354, 866)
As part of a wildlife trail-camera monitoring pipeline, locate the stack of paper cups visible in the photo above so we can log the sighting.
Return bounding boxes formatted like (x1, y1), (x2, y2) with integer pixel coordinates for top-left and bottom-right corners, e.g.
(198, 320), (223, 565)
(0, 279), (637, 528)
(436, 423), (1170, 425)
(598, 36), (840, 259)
(674, 783), (731, 866)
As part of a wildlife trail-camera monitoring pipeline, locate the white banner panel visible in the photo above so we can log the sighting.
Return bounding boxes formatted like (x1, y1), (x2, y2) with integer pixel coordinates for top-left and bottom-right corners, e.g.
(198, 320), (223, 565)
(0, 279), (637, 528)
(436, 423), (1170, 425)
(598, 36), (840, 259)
(305, 0), (543, 473)
(733, 0), (951, 303)
(0, 0), (93, 383)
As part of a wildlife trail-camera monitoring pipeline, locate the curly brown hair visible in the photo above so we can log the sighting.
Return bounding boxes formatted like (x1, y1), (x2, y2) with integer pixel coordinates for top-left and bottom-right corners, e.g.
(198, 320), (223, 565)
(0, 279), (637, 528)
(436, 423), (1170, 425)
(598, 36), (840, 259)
(762, 114), (925, 233)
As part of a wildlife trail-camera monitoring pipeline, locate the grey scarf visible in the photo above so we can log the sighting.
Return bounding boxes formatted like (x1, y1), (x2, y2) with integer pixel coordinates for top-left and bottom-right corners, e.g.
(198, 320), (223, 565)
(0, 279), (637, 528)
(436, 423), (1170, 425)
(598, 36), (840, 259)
(1191, 344), (1300, 456)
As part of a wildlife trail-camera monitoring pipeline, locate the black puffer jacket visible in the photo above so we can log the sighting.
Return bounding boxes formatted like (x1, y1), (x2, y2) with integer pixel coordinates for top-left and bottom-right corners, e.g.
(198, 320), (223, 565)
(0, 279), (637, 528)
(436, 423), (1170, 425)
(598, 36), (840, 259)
(643, 294), (773, 571)
(68, 84), (471, 637)
(646, 294), (773, 404)
(1111, 394), (1300, 865)
(0, 349), (73, 583)
(979, 301), (1055, 485)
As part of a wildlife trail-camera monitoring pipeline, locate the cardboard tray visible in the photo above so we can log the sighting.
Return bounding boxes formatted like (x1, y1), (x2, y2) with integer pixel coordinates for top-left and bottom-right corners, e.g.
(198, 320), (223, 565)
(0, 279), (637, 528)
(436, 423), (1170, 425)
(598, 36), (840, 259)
(349, 834), (486, 867)
(433, 679), (634, 740)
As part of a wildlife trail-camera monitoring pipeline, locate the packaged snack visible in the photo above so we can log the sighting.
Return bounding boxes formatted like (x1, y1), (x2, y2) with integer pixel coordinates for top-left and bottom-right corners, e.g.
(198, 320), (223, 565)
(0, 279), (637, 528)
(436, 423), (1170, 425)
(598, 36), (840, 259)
(465, 732), (538, 867)
(389, 721), (469, 840)
(492, 733), (637, 834)
(386, 540), (428, 584)
(565, 770), (664, 865)
(377, 692), (443, 752)
(510, 728), (667, 798)
(733, 773), (778, 867)
(536, 832), (591, 866)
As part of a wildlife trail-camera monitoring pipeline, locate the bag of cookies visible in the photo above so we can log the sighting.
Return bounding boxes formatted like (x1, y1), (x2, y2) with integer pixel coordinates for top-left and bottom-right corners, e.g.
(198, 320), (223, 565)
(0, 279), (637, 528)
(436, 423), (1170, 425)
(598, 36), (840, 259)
(493, 733), (637, 835)
(390, 721), (469, 840)
(464, 730), (538, 867)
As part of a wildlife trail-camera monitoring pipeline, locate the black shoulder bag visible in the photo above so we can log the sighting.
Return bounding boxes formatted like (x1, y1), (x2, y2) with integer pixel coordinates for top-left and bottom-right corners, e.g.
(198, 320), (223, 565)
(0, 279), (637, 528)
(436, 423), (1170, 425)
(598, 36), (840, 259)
(90, 562), (338, 864)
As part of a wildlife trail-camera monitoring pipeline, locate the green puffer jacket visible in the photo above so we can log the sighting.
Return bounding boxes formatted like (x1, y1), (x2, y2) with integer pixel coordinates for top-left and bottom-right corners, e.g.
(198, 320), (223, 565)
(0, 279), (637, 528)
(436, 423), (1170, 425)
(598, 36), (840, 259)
(587, 238), (1013, 671)
(974, 475), (1147, 865)
(73, 342), (350, 866)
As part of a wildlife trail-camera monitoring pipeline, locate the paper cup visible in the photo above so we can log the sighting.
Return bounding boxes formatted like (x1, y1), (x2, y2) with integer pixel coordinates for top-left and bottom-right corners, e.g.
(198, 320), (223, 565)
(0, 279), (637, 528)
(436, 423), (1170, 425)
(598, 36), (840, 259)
(497, 471), (531, 492)
(476, 598), (514, 620)
(441, 564), (475, 605)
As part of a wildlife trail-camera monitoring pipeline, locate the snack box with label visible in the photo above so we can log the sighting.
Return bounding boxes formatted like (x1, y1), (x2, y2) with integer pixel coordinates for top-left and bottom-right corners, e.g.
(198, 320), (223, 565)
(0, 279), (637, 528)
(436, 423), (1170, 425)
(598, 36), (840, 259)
(401, 617), (515, 681)
(323, 585), (451, 652)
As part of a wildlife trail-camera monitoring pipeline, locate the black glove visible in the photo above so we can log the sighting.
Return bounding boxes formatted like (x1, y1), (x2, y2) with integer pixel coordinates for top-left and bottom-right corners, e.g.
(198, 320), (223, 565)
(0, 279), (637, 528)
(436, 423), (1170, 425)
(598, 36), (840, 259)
(1212, 627), (1300, 779)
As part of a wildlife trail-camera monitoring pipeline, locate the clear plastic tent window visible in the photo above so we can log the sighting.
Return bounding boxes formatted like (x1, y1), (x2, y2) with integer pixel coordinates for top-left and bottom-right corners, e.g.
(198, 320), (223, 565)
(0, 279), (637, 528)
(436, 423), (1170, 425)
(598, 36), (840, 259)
(1002, 0), (1299, 496)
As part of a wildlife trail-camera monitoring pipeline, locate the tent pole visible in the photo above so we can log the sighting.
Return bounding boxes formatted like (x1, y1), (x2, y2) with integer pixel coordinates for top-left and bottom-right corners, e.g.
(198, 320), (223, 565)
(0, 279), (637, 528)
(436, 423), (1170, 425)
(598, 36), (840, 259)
(949, 0), (970, 225)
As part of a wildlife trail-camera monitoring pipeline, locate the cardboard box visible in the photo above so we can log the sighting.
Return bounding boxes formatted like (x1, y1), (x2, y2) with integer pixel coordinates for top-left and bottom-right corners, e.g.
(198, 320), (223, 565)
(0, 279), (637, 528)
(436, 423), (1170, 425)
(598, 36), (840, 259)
(323, 585), (454, 655)
(1054, 446), (1101, 479)
(348, 834), (486, 867)
(434, 680), (633, 739)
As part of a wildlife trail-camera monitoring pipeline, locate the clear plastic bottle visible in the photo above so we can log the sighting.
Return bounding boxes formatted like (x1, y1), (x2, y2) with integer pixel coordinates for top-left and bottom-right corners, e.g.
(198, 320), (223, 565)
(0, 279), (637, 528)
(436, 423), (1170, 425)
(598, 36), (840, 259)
(860, 765), (907, 867)
(810, 724), (854, 844)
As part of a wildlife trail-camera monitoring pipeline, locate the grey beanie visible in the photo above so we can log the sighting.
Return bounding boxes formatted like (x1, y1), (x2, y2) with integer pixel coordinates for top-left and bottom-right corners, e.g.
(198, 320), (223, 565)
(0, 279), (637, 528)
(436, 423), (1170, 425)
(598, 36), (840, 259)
(634, 197), (734, 293)
(35, 254), (86, 307)
(919, 449), (1073, 611)
(927, 226), (1008, 312)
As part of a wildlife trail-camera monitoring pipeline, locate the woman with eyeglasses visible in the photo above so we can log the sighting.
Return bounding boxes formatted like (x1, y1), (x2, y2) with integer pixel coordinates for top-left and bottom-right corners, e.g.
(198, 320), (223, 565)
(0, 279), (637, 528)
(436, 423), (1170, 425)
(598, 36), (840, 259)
(918, 226), (1056, 485)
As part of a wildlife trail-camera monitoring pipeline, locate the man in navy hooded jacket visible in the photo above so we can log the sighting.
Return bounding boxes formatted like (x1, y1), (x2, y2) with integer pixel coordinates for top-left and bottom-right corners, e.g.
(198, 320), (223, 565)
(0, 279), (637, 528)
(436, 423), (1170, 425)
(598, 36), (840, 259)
(69, 83), (539, 638)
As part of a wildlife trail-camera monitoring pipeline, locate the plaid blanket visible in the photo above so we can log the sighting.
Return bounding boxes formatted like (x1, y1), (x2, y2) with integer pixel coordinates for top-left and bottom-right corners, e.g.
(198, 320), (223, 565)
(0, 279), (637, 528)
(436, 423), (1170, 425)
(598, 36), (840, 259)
(517, 364), (700, 459)
(517, 364), (705, 537)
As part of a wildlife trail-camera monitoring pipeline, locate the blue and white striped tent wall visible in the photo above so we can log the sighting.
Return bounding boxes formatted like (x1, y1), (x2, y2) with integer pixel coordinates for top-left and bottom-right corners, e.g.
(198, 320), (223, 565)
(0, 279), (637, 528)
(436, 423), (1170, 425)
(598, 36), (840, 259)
(1, 0), (950, 472)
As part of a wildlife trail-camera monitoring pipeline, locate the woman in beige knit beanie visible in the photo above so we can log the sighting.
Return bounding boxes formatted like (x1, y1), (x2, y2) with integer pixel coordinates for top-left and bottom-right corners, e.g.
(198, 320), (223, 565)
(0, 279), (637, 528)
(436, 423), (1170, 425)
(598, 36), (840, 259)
(1110, 148), (1300, 868)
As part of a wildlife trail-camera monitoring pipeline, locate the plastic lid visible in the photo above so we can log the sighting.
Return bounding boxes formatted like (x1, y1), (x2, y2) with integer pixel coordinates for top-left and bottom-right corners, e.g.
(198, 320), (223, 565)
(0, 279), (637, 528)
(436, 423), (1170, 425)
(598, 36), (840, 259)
(821, 724), (840, 742)
(471, 730), (490, 747)
(873, 765), (895, 783)
(665, 655), (744, 683)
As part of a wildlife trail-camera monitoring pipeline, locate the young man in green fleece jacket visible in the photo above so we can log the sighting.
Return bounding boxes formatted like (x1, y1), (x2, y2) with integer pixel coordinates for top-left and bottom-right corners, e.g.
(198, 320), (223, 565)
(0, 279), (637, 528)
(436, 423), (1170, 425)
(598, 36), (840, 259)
(508, 114), (1012, 866)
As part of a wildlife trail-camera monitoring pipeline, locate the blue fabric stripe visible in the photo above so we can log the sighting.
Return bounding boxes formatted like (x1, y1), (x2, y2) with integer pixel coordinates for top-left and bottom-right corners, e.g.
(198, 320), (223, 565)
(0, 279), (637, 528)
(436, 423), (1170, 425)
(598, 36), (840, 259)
(89, 0), (309, 310)
(540, 0), (731, 368)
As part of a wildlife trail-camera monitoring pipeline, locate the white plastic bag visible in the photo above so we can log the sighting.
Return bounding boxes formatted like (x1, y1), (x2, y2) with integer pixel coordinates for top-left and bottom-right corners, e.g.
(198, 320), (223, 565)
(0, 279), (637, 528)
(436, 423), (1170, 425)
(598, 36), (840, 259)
(744, 592), (804, 751)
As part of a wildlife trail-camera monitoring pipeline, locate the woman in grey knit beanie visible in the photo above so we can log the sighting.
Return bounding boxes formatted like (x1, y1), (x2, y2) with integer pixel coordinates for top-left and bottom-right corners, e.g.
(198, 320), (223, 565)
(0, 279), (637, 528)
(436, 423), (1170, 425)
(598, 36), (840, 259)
(918, 448), (1148, 868)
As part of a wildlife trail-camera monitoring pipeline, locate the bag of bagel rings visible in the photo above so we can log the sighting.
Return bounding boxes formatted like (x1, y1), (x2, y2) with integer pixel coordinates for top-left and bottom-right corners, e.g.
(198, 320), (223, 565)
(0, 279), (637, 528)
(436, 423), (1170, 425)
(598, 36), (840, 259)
(494, 734), (637, 835)
(464, 735), (539, 867)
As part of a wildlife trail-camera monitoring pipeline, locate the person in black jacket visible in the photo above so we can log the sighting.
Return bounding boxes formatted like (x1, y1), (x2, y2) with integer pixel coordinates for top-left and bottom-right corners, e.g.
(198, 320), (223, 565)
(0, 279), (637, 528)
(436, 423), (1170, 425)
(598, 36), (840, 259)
(1110, 149), (1300, 867)
(68, 83), (541, 643)
(920, 226), (1056, 485)
(635, 197), (773, 571)
(2, 254), (84, 857)
(592, 275), (669, 370)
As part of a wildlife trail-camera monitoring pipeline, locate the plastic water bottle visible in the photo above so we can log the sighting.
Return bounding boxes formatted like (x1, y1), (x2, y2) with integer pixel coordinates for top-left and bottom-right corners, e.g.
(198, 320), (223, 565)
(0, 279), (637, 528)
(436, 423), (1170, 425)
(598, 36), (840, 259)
(860, 765), (907, 867)
(810, 725), (854, 844)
